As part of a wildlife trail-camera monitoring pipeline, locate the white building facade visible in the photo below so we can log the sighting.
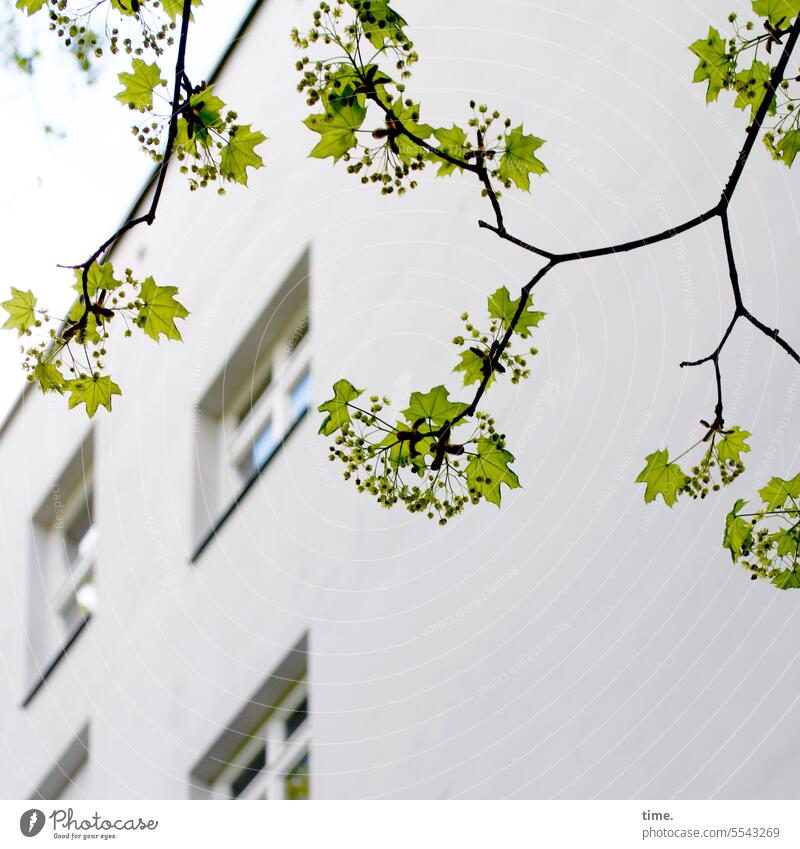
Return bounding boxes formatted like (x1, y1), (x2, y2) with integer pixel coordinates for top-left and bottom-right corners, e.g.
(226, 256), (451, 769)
(1, 0), (799, 799)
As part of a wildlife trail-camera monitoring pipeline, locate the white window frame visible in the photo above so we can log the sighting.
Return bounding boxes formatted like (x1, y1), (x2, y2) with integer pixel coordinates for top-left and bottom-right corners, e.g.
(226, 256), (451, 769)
(45, 479), (98, 639)
(223, 303), (312, 486)
(212, 680), (310, 800)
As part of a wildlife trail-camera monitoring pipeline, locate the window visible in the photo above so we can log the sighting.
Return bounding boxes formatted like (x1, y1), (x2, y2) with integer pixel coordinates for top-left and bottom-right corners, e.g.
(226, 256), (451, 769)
(190, 636), (310, 800)
(211, 680), (310, 800)
(226, 305), (312, 483)
(31, 724), (90, 801)
(192, 250), (311, 550)
(27, 433), (96, 685)
(52, 486), (97, 634)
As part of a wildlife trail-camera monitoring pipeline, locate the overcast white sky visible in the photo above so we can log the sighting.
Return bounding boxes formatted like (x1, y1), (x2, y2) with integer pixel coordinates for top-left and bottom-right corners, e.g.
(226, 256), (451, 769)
(0, 0), (256, 420)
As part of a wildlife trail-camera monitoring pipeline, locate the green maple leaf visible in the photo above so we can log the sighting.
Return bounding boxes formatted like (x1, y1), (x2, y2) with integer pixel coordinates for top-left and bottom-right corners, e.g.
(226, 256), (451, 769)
(733, 60), (775, 119)
(220, 124), (267, 186)
(160, 0), (202, 21)
(346, 0), (408, 48)
(115, 59), (166, 111)
(33, 359), (66, 394)
(772, 568), (800, 589)
(689, 27), (732, 103)
(403, 385), (469, 427)
(497, 125), (547, 192)
(390, 98), (434, 165)
(15, 0), (46, 14)
(752, 0), (800, 25)
(776, 130), (800, 166)
(66, 374), (122, 418)
(453, 349), (495, 388)
(466, 437), (521, 507)
(432, 125), (469, 176)
(135, 277), (189, 342)
(636, 449), (688, 507)
(774, 526), (800, 557)
(716, 426), (751, 464)
(318, 379), (363, 435)
(759, 471), (800, 510)
(304, 93), (367, 162)
(722, 499), (752, 561)
(1, 287), (37, 335)
(72, 262), (123, 298)
(487, 286), (545, 339)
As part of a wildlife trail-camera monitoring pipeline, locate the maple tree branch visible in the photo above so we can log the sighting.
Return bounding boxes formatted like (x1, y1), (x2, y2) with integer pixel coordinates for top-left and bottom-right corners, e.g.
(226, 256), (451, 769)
(461, 16), (800, 432)
(61, 0), (194, 329)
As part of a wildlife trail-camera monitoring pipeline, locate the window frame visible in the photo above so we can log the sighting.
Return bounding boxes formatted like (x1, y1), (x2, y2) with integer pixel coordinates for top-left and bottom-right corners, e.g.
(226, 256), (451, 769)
(211, 679), (310, 800)
(224, 303), (312, 486)
(48, 480), (98, 635)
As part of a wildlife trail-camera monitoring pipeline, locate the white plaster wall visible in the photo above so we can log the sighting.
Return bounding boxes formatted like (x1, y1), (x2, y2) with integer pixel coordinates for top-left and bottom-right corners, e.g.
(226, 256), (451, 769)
(0, 0), (799, 799)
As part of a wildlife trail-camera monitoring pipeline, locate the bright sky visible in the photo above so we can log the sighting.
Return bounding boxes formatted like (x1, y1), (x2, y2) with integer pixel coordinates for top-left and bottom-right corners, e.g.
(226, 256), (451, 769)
(0, 0), (256, 421)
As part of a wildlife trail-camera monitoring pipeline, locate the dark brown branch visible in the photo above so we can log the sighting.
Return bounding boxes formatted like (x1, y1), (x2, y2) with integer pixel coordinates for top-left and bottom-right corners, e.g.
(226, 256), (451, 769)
(444, 261), (555, 434)
(720, 15), (800, 205)
(679, 209), (800, 428)
(365, 90), (480, 175)
(464, 16), (800, 432)
(63, 0), (194, 330)
(477, 15), (800, 265)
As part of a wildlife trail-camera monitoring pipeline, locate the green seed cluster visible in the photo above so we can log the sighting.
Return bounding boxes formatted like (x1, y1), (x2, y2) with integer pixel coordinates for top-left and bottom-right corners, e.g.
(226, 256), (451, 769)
(708, 11), (800, 166)
(467, 101), (514, 195)
(47, 1), (176, 67)
(681, 440), (745, 500)
(737, 509), (800, 584)
(326, 396), (478, 524)
(453, 310), (538, 386)
(292, 0), (427, 195)
(173, 107), (240, 193)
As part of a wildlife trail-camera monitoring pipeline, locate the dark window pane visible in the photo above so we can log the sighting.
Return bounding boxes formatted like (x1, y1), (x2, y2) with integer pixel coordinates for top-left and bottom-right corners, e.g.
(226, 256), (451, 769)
(230, 744), (266, 799)
(285, 753), (309, 800)
(284, 696), (308, 740)
(236, 368), (273, 426)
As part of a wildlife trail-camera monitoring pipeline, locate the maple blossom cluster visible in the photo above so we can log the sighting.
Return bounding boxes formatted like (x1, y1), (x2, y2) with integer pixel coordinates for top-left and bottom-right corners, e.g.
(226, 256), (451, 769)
(451, 288), (542, 390)
(292, 0), (548, 196)
(6, 0), (800, 589)
(318, 282), (547, 518)
(1, 261), (189, 417)
(321, 383), (520, 523)
(690, 4), (800, 166)
(724, 475), (800, 588)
